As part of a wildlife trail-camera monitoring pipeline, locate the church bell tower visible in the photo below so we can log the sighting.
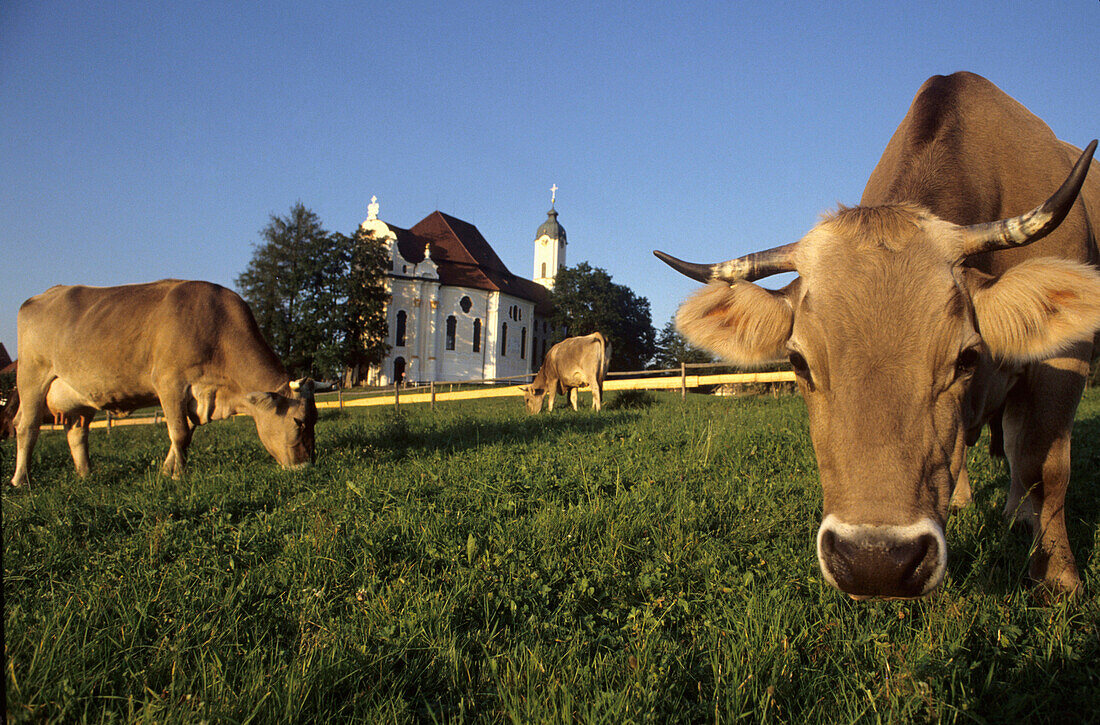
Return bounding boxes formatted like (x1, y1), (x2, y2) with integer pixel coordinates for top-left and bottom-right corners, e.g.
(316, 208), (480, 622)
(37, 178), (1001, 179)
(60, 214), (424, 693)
(533, 184), (567, 290)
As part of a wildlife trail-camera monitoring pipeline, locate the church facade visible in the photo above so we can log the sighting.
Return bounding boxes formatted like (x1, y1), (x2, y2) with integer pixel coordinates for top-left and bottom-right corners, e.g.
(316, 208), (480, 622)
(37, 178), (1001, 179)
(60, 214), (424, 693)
(360, 195), (567, 386)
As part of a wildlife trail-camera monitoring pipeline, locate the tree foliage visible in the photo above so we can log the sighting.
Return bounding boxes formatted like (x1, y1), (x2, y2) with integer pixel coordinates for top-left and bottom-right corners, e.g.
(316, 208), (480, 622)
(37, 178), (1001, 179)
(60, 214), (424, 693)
(653, 315), (715, 369)
(236, 203), (389, 380)
(548, 262), (656, 371)
(338, 226), (392, 384)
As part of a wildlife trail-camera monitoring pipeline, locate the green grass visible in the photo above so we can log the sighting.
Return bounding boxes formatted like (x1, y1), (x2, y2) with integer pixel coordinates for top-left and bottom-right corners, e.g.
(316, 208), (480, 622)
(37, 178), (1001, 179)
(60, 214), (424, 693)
(3, 389), (1099, 723)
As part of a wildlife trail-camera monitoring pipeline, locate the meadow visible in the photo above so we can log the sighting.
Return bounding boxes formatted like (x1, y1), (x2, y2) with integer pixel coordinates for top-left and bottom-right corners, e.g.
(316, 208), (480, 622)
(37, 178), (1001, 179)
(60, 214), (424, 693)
(3, 388), (1099, 723)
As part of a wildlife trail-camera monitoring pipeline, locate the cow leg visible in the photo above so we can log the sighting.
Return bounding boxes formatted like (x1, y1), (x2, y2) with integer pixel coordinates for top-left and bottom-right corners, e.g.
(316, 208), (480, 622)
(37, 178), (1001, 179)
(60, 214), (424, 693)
(569, 387), (579, 411)
(592, 380), (603, 412)
(1001, 354), (1087, 594)
(11, 378), (52, 487)
(158, 391), (193, 478)
(65, 412), (93, 477)
(988, 413), (1006, 459)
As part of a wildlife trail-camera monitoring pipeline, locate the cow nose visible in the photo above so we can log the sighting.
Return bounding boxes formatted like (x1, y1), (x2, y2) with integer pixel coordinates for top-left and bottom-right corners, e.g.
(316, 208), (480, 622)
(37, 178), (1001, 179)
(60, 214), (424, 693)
(816, 516), (946, 599)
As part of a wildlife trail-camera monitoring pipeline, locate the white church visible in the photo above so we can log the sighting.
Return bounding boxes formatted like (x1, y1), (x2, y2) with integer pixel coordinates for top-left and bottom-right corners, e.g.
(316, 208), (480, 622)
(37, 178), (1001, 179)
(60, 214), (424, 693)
(359, 190), (568, 386)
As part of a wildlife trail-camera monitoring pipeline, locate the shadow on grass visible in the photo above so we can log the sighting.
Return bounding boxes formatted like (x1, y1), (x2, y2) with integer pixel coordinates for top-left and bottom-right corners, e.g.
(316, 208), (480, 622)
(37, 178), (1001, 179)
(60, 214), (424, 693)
(323, 404), (641, 464)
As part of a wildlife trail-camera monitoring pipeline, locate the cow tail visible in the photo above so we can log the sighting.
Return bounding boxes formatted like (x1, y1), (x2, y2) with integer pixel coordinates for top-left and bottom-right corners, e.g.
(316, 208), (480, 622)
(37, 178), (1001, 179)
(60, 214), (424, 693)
(601, 335), (611, 379)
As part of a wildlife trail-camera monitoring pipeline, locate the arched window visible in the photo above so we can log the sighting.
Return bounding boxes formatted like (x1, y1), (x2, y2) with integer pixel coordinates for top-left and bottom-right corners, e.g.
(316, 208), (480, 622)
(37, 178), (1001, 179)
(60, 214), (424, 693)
(393, 357), (406, 384)
(445, 315), (456, 351)
(520, 327), (527, 359)
(501, 323), (508, 356)
(395, 310), (407, 347)
(541, 262), (546, 278)
(473, 319), (481, 352)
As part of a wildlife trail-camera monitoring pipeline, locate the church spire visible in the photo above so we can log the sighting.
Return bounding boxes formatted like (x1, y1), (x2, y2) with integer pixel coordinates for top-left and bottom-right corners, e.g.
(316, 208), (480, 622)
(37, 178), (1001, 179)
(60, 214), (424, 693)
(533, 186), (566, 290)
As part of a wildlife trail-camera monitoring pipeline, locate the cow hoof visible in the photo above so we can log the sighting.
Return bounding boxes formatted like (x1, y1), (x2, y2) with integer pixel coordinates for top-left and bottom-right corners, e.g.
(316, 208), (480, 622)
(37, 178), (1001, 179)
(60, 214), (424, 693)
(1029, 577), (1083, 604)
(949, 491), (971, 512)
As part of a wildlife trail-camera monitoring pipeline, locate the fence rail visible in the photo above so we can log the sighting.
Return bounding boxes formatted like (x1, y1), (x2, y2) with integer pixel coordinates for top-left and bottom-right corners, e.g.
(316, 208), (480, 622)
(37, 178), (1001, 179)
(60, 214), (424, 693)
(318, 368), (796, 410)
(33, 366), (797, 431)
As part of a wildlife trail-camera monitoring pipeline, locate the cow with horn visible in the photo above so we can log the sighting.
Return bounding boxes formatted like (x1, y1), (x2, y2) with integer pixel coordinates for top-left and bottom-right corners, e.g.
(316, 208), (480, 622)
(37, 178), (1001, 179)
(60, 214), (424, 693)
(656, 72), (1100, 599)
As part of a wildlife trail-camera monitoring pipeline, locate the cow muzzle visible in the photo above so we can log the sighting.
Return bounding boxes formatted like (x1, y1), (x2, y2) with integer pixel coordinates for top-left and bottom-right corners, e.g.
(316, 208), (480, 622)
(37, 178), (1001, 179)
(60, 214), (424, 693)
(816, 515), (947, 599)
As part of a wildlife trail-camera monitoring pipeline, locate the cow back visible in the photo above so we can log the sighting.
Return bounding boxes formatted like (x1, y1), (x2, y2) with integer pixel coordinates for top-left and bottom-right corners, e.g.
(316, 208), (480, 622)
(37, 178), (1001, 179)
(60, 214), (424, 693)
(17, 280), (289, 409)
(862, 71), (1100, 274)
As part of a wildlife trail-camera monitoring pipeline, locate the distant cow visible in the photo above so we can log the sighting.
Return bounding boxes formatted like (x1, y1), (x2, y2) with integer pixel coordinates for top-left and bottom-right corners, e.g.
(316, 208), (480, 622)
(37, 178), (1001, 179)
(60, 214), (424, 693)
(657, 72), (1100, 598)
(10, 280), (317, 486)
(521, 332), (611, 413)
(0, 388), (17, 440)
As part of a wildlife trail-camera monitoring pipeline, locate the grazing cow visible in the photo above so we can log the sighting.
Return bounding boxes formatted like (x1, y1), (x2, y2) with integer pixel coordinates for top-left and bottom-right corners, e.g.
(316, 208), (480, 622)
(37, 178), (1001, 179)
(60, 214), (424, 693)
(656, 72), (1100, 598)
(10, 280), (317, 486)
(521, 332), (611, 413)
(0, 388), (16, 440)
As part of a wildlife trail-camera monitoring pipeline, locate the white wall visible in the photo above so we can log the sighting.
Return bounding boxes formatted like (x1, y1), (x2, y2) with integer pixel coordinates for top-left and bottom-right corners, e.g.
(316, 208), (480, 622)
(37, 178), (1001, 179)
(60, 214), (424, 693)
(360, 214), (544, 386)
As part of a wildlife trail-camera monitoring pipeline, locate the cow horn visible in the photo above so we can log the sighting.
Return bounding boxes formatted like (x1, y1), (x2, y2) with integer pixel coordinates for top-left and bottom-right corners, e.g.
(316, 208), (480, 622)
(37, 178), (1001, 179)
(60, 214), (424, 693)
(654, 242), (799, 283)
(958, 139), (1097, 259)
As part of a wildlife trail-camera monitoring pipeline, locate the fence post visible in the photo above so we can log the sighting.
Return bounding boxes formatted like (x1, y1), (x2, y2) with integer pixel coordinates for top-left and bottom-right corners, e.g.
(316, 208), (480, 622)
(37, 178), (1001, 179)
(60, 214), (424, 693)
(681, 362), (687, 400)
(430, 381), (436, 411)
(394, 382), (400, 410)
(106, 411), (113, 433)
(338, 387), (344, 410)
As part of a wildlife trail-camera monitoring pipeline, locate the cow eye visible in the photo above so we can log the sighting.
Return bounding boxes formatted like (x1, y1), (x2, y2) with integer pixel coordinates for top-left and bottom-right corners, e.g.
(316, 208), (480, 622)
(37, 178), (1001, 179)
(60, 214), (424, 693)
(955, 348), (980, 376)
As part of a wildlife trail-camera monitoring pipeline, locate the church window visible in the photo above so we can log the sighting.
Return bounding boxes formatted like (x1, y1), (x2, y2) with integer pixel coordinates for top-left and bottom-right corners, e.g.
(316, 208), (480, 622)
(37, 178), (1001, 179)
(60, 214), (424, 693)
(473, 319), (481, 352)
(541, 262), (546, 278)
(520, 327), (527, 359)
(395, 310), (407, 347)
(460, 296), (472, 313)
(446, 316), (457, 351)
(501, 323), (508, 356)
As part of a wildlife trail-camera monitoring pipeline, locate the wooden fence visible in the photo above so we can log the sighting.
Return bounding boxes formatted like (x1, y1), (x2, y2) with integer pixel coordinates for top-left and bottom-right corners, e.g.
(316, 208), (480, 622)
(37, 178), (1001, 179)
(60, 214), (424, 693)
(316, 365), (795, 411)
(40, 364), (797, 430)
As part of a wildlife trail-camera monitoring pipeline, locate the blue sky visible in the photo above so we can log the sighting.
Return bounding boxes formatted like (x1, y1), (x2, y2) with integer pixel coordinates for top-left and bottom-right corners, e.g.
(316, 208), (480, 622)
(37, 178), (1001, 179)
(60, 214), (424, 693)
(2, 1), (1098, 358)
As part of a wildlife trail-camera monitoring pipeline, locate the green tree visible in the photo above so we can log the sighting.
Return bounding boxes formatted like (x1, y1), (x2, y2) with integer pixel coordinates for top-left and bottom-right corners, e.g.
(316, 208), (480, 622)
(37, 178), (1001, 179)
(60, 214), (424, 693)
(237, 203), (346, 379)
(653, 314), (715, 369)
(338, 225), (392, 385)
(548, 262), (656, 371)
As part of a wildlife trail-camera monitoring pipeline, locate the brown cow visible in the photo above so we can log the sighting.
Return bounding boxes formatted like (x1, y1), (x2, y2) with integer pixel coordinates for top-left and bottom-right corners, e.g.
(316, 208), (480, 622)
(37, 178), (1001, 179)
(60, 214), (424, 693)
(521, 332), (611, 413)
(656, 72), (1100, 598)
(10, 280), (317, 486)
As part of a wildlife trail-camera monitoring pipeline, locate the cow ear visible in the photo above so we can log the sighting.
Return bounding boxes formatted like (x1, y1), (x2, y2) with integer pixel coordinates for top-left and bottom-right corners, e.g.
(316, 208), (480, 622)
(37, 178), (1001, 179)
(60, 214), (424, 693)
(967, 258), (1100, 361)
(518, 385), (528, 392)
(245, 392), (279, 412)
(676, 280), (796, 365)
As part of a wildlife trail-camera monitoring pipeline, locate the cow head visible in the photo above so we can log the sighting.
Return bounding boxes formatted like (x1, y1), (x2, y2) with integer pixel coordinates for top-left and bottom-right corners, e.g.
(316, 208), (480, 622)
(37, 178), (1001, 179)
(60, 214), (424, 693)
(518, 385), (547, 414)
(245, 377), (317, 468)
(656, 141), (1100, 599)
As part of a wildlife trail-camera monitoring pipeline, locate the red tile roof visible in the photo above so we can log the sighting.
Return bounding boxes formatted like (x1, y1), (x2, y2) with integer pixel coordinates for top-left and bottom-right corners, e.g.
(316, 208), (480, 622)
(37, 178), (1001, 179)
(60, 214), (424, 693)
(395, 212), (551, 315)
